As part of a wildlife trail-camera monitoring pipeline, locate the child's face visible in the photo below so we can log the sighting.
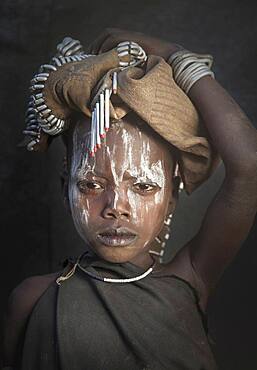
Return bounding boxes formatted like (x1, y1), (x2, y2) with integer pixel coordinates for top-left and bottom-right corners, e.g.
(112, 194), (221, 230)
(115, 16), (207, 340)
(68, 116), (175, 264)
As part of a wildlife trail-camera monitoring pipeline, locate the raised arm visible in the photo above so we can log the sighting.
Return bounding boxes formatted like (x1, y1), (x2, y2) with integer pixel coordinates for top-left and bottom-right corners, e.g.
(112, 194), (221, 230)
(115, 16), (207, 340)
(87, 28), (257, 298)
(186, 75), (257, 292)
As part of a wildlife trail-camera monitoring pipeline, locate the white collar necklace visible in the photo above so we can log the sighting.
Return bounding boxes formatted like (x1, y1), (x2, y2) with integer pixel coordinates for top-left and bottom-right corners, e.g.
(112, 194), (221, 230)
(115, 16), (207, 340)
(56, 252), (156, 285)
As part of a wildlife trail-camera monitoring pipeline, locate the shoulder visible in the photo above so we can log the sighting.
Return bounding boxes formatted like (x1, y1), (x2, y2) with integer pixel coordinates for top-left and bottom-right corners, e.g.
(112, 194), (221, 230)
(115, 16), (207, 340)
(3, 271), (60, 367)
(7, 272), (61, 324)
(9, 272), (60, 309)
(161, 243), (209, 311)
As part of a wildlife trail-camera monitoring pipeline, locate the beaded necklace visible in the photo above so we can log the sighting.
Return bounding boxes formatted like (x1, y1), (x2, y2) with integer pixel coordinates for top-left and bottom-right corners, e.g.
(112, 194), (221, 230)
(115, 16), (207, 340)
(56, 253), (156, 285)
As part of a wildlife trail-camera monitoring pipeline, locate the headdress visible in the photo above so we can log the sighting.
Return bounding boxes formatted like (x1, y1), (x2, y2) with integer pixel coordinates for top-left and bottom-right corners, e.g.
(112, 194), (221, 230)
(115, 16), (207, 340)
(20, 36), (220, 195)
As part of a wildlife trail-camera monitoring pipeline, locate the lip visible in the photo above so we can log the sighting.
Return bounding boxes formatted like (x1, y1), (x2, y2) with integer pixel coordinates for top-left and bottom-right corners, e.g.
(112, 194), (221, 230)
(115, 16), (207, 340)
(96, 227), (138, 247)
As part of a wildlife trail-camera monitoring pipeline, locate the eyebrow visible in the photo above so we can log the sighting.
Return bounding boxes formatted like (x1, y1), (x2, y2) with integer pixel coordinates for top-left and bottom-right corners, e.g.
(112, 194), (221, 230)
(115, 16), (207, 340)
(76, 169), (106, 179)
(76, 169), (157, 183)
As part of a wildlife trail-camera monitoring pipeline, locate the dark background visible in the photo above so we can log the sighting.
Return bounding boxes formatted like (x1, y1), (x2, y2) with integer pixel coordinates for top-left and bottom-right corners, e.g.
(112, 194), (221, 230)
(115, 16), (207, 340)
(0, 0), (256, 368)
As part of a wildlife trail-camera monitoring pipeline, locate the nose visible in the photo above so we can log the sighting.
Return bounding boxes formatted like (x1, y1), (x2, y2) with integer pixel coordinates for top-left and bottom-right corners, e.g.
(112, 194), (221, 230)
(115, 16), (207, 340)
(102, 189), (131, 221)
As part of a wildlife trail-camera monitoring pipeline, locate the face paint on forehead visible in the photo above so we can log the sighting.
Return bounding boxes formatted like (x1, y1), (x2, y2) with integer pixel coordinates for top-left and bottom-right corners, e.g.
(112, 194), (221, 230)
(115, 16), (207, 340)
(70, 123), (167, 190)
(118, 126), (166, 188)
(119, 127), (164, 186)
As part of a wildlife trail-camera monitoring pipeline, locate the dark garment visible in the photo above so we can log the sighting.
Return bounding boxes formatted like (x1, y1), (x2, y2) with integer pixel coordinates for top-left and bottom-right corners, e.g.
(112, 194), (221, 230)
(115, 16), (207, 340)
(21, 254), (218, 370)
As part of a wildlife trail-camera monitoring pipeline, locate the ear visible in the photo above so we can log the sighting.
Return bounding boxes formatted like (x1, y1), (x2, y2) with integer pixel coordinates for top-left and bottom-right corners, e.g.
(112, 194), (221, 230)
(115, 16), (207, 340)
(172, 175), (180, 201)
(165, 178), (179, 219)
(60, 156), (71, 214)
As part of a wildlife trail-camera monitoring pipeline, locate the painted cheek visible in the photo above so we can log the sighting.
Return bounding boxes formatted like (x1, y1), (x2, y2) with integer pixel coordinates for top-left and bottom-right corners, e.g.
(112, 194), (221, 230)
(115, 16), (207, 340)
(154, 186), (166, 207)
(126, 187), (165, 225)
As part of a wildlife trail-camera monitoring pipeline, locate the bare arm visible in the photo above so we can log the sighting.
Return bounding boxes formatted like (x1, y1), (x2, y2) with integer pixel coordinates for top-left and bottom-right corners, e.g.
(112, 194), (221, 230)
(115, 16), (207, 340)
(92, 28), (257, 297)
(186, 75), (257, 294)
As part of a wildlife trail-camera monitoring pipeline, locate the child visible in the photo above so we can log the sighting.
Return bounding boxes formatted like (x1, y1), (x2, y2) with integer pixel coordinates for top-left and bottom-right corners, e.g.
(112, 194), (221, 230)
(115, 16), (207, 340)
(3, 29), (257, 369)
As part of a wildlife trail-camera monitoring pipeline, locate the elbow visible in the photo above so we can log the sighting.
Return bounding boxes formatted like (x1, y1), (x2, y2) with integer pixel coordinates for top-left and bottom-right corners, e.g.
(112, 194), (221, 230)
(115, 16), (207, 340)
(224, 157), (257, 210)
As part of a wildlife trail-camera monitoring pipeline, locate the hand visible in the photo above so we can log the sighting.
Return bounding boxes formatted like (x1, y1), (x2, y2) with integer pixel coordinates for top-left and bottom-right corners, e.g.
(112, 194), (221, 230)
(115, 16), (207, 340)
(86, 28), (183, 60)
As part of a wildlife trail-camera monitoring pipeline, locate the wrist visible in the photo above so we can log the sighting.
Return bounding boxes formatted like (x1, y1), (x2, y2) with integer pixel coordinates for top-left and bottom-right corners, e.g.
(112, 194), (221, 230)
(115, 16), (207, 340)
(161, 43), (184, 61)
(167, 49), (215, 94)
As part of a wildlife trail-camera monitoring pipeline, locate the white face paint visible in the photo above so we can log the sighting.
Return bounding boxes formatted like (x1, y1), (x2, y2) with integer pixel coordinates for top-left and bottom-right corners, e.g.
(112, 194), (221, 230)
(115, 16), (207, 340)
(68, 122), (92, 242)
(68, 117), (174, 263)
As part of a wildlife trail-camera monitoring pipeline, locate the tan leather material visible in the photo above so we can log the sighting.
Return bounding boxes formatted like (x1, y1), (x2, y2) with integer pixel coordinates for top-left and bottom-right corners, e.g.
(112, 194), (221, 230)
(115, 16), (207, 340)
(43, 49), (120, 119)
(27, 46), (220, 194)
(115, 55), (220, 193)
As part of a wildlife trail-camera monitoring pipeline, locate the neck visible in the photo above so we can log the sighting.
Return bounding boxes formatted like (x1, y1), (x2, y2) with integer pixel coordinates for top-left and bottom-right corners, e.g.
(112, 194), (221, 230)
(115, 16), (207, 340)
(86, 249), (159, 270)
(129, 251), (157, 269)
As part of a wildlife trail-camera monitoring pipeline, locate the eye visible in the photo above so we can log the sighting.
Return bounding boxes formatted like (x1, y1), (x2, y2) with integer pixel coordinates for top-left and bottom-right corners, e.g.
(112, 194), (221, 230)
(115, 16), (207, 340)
(132, 182), (159, 194)
(77, 180), (104, 194)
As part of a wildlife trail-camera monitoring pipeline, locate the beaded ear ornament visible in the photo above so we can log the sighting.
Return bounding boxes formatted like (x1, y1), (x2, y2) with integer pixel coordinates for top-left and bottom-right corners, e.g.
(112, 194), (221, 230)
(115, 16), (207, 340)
(22, 37), (147, 154)
(148, 162), (183, 263)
